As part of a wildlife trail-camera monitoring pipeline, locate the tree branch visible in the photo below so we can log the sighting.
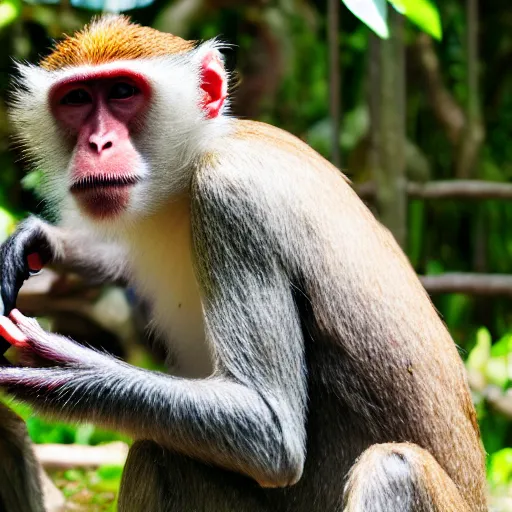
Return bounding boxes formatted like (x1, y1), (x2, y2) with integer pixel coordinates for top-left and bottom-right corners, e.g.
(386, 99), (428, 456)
(328, 0), (341, 168)
(420, 273), (512, 296)
(375, 10), (407, 248)
(34, 442), (129, 470)
(414, 33), (465, 145)
(356, 180), (512, 200)
(455, 0), (484, 179)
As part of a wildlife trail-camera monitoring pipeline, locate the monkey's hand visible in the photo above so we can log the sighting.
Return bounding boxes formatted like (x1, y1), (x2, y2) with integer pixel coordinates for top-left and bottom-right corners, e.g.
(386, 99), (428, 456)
(0, 217), (57, 316)
(0, 309), (103, 367)
(0, 310), (112, 404)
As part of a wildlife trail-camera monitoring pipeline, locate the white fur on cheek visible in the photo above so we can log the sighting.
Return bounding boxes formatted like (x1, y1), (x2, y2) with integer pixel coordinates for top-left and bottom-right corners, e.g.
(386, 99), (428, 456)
(9, 64), (71, 216)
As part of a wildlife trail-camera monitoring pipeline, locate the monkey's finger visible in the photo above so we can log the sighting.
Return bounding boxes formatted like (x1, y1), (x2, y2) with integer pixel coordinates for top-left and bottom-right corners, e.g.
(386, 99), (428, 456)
(10, 310), (58, 347)
(0, 248), (29, 316)
(0, 271), (26, 317)
(0, 220), (53, 316)
(10, 309), (34, 325)
(9, 310), (48, 347)
(0, 316), (29, 347)
(0, 231), (31, 299)
(9, 309), (105, 366)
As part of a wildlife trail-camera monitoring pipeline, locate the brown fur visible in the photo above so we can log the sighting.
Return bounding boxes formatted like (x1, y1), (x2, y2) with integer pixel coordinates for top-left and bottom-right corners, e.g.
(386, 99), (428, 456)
(222, 119), (487, 510)
(345, 443), (472, 511)
(40, 15), (195, 71)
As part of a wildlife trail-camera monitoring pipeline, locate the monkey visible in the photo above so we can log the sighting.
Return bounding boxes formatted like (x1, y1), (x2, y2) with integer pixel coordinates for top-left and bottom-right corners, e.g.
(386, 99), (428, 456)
(0, 402), (45, 512)
(0, 15), (487, 512)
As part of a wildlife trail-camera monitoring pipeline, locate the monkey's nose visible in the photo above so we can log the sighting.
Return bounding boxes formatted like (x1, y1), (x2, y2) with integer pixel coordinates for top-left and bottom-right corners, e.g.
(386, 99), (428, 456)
(89, 136), (114, 154)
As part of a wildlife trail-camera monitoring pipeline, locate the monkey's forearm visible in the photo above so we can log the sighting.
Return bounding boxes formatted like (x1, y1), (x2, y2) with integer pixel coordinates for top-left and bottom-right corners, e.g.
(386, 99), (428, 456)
(55, 232), (129, 285)
(35, 219), (129, 284)
(0, 312), (303, 487)
(0, 360), (303, 487)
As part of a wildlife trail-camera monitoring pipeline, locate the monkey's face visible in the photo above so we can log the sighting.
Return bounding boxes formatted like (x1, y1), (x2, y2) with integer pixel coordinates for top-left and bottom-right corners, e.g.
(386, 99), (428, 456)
(9, 44), (228, 228)
(49, 71), (150, 220)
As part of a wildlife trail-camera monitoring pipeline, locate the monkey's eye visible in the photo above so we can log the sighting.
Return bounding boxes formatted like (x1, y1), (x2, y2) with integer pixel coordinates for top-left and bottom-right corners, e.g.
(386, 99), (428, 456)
(60, 89), (92, 106)
(109, 82), (140, 100)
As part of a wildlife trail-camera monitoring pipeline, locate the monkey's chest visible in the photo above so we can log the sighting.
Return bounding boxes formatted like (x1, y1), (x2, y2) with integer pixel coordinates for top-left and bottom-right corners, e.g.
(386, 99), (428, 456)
(128, 207), (211, 378)
(145, 262), (210, 378)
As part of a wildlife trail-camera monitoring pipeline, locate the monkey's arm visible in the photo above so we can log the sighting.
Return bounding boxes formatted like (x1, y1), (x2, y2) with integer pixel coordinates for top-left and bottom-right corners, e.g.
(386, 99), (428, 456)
(0, 293), (305, 487)
(0, 216), (129, 315)
(0, 191), (307, 487)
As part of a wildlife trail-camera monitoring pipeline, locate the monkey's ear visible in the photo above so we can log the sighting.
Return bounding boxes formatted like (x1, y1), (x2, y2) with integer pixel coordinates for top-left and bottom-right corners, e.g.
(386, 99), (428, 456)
(199, 51), (227, 119)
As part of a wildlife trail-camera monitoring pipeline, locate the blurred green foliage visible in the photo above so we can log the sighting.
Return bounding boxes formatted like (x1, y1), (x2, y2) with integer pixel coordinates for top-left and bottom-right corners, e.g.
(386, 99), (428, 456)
(2, 394), (127, 509)
(388, 0), (442, 40)
(342, 0), (442, 40)
(6, 398), (131, 445)
(52, 465), (122, 510)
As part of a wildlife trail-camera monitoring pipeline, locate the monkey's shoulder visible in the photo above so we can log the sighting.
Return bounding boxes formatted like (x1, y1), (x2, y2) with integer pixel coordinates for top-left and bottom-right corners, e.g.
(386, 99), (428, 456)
(231, 119), (315, 152)
(194, 119), (352, 203)
(232, 119), (342, 173)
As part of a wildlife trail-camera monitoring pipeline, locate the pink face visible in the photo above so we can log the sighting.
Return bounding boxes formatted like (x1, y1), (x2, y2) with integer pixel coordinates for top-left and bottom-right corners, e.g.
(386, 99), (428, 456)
(49, 53), (227, 221)
(50, 70), (151, 220)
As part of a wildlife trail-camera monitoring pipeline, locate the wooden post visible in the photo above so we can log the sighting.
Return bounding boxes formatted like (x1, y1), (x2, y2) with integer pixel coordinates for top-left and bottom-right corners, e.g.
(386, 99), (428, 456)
(328, 0), (341, 168)
(375, 10), (407, 248)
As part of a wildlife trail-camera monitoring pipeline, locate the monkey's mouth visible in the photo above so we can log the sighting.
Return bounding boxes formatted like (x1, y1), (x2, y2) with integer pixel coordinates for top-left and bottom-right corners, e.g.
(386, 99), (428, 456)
(70, 174), (140, 220)
(70, 174), (140, 193)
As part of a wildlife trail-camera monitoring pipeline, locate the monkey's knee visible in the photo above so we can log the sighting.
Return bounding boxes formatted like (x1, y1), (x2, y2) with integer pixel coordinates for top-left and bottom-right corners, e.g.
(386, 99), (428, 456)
(118, 441), (169, 512)
(343, 443), (471, 512)
(119, 441), (269, 512)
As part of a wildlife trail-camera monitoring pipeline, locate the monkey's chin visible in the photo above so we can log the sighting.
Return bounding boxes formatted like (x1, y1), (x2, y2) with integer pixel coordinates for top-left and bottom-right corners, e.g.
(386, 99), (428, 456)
(72, 187), (131, 221)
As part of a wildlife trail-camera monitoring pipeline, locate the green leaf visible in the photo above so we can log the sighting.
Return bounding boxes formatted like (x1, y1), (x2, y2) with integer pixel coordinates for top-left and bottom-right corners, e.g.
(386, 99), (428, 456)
(486, 356), (509, 389)
(342, 0), (389, 39)
(0, 0), (22, 30)
(0, 207), (16, 243)
(388, 0), (442, 40)
(443, 293), (470, 329)
(491, 333), (512, 357)
(488, 448), (512, 486)
(97, 465), (124, 481)
(467, 327), (491, 372)
(64, 469), (84, 482)
(74, 424), (96, 445)
(425, 259), (444, 275)
(340, 104), (369, 150)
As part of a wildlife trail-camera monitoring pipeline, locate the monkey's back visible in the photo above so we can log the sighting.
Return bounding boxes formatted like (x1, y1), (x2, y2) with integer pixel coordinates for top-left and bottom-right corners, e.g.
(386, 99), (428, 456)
(210, 120), (487, 511)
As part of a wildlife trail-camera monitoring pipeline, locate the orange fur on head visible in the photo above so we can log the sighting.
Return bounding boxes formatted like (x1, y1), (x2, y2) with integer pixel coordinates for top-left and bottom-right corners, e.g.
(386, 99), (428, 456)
(40, 15), (196, 71)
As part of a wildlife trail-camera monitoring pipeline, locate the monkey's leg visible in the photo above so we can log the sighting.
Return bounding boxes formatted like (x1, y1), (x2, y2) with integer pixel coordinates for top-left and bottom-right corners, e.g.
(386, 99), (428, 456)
(343, 442), (472, 512)
(0, 403), (45, 512)
(118, 440), (270, 512)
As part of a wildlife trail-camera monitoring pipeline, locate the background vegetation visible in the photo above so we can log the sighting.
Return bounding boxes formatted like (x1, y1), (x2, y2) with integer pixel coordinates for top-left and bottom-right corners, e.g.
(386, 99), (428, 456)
(0, 0), (511, 510)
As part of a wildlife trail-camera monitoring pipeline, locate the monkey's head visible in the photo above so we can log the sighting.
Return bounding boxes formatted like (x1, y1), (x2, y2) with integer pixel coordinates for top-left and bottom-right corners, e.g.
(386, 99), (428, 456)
(10, 15), (229, 226)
